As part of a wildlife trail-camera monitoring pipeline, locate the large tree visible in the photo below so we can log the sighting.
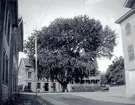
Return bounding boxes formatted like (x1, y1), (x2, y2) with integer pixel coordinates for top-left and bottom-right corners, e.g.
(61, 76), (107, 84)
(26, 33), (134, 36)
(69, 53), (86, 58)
(24, 15), (116, 91)
(106, 56), (125, 85)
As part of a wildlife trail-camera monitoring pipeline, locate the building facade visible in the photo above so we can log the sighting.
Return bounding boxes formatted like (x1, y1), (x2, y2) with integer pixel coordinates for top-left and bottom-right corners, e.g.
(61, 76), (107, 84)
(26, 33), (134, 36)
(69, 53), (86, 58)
(115, 0), (135, 97)
(0, 0), (23, 104)
(18, 58), (62, 92)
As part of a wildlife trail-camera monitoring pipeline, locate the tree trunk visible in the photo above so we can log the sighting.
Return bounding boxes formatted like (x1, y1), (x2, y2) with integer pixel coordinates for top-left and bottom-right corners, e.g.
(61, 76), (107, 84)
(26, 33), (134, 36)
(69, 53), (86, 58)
(62, 84), (68, 92)
(55, 77), (68, 92)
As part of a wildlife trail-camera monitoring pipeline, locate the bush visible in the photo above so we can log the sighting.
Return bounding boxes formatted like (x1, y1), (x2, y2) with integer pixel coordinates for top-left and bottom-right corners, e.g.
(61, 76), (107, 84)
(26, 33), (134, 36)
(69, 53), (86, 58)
(24, 86), (32, 92)
(68, 84), (100, 92)
(18, 85), (23, 92)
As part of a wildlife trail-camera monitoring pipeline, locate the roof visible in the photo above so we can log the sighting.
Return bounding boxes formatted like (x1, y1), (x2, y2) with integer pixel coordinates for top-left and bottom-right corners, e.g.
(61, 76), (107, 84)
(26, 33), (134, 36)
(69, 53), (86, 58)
(10, 0), (18, 27)
(115, 9), (135, 24)
(124, 0), (135, 8)
(22, 58), (32, 67)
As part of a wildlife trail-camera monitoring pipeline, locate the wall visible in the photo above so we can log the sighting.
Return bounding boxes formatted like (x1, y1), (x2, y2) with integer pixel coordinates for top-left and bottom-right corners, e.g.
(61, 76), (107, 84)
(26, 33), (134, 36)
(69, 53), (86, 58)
(18, 61), (26, 89)
(120, 13), (135, 97)
(120, 14), (135, 71)
(0, 0), (21, 104)
(25, 67), (35, 80)
(67, 84), (100, 92)
(2, 14), (11, 102)
(2, 84), (8, 101)
(0, 0), (3, 103)
(109, 85), (126, 95)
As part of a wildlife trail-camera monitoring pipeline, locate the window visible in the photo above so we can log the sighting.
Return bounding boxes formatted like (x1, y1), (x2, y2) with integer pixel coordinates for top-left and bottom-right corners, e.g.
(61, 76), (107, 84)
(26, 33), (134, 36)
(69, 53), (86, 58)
(2, 50), (5, 82)
(125, 23), (131, 36)
(2, 50), (9, 84)
(13, 66), (16, 91)
(37, 83), (41, 89)
(4, 6), (10, 45)
(26, 67), (29, 71)
(7, 17), (10, 44)
(128, 45), (134, 61)
(4, 3), (8, 35)
(28, 72), (32, 79)
(5, 56), (9, 84)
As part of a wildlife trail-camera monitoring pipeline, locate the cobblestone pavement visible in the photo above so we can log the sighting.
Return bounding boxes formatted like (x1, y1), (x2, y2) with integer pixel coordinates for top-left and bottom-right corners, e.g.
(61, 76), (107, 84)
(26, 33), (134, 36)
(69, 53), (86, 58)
(40, 93), (135, 105)
(13, 92), (135, 105)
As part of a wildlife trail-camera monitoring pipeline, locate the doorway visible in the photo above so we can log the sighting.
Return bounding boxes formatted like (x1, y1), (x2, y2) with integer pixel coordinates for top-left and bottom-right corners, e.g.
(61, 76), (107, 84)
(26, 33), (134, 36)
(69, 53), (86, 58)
(28, 82), (31, 90)
(53, 83), (56, 92)
(44, 83), (49, 91)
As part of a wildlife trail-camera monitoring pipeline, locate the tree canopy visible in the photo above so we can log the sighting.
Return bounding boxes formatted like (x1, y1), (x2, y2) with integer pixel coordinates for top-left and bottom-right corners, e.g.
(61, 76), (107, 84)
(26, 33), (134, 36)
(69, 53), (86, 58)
(24, 15), (117, 91)
(106, 56), (125, 85)
(100, 73), (108, 85)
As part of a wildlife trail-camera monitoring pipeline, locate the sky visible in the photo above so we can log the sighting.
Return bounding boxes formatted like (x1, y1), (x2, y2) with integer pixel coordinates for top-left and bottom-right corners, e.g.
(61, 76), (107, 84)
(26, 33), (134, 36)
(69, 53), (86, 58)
(18, 0), (130, 72)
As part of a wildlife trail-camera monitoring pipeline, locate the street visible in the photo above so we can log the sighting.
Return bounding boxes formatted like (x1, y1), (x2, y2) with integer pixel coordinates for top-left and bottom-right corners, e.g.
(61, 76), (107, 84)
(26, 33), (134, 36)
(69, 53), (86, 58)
(39, 93), (135, 105)
(1, 0), (135, 104)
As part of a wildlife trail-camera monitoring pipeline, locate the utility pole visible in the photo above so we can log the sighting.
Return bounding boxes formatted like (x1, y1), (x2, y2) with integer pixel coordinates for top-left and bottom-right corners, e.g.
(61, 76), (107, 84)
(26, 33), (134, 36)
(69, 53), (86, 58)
(35, 27), (38, 96)
(34, 0), (51, 96)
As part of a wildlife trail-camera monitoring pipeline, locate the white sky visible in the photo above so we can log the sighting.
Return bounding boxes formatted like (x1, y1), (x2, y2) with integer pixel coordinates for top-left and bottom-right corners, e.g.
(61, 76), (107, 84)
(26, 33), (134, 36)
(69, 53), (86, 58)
(18, 0), (130, 72)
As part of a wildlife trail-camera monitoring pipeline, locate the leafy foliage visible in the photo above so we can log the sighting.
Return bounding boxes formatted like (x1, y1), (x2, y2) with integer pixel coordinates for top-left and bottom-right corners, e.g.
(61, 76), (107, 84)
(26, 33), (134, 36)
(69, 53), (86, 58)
(106, 56), (125, 85)
(100, 73), (107, 85)
(24, 15), (116, 91)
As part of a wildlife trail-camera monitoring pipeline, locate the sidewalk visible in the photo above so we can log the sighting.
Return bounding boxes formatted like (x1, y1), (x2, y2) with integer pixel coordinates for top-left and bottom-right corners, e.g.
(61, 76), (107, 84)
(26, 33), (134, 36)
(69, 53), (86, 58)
(12, 94), (46, 105)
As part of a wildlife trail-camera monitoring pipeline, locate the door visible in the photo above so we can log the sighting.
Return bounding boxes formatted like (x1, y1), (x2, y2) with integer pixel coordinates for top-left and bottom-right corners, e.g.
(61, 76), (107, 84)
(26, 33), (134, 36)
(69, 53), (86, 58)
(53, 83), (56, 92)
(44, 83), (49, 91)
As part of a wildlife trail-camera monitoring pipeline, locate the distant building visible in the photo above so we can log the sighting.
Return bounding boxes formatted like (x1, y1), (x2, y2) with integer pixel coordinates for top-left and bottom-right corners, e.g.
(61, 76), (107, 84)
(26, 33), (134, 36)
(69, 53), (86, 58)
(0, 0), (23, 104)
(18, 58), (62, 92)
(18, 58), (101, 92)
(115, 0), (135, 97)
(67, 72), (101, 92)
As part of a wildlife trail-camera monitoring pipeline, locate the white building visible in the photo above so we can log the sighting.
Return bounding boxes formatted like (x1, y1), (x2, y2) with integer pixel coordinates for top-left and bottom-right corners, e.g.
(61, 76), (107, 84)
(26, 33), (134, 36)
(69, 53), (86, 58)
(18, 58), (62, 92)
(115, 0), (135, 97)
